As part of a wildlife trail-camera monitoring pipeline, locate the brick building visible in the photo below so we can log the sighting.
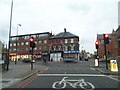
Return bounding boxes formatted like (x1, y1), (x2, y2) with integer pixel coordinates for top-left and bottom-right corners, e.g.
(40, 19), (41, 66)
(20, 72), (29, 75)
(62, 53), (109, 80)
(97, 26), (120, 59)
(10, 32), (52, 61)
(49, 28), (80, 61)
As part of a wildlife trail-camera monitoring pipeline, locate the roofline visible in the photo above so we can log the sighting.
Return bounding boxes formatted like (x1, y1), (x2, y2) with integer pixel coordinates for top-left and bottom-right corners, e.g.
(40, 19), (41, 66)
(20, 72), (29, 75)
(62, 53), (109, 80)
(11, 32), (50, 37)
(50, 36), (79, 39)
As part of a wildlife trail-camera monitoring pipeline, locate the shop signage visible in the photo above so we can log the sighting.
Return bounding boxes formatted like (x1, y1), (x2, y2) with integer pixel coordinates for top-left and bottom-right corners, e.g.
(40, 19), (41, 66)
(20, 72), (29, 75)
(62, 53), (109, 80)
(64, 51), (80, 53)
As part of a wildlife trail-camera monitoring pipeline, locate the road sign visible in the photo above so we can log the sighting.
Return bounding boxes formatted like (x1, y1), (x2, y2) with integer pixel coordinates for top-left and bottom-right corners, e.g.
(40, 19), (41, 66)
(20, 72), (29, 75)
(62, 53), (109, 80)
(110, 60), (118, 72)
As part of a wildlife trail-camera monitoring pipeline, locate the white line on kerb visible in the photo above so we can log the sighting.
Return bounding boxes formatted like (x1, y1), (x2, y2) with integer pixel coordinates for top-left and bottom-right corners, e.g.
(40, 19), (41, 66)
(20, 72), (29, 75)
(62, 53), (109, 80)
(37, 74), (106, 77)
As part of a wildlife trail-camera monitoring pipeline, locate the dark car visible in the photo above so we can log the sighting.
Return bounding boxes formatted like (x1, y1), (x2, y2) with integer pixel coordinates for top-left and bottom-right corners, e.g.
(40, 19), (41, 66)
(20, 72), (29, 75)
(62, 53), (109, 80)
(63, 58), (77, 63)
(98, 58), (111, 63)
(22, 58), (31, 63)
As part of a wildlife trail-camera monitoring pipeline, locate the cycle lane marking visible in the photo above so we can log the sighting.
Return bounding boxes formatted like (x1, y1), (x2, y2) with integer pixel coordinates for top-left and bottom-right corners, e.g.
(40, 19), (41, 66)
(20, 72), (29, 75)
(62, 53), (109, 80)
(52, 77), (95, 89)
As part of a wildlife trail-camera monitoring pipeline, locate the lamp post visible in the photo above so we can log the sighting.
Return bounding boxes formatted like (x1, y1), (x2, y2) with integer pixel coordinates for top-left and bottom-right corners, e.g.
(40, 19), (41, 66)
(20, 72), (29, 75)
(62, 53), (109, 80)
(7, 0), (13, 71)
(15, 24), (21, 64)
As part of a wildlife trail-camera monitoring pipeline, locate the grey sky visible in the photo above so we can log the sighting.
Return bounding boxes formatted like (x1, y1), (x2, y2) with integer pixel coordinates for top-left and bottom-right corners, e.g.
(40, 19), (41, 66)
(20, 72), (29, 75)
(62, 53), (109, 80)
(0, 0), (119, 53)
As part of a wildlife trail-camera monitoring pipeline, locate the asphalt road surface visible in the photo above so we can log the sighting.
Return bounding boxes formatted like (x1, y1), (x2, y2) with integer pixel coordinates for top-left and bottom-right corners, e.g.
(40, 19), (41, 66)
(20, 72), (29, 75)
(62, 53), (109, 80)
(7, 60), (119, 90)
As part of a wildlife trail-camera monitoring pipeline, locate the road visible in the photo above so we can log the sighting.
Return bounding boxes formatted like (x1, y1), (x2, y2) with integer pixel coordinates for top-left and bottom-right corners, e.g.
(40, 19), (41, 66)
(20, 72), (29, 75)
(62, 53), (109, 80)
(9, 60), (119, 89)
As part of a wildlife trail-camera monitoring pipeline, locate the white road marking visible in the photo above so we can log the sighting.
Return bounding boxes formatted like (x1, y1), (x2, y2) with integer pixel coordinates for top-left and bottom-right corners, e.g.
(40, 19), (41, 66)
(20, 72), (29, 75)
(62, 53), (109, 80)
(37, 74), (106, 77)
(91, 68), (95, 71)
(105, 75), (120, 82)
(45, 68), (48, 70)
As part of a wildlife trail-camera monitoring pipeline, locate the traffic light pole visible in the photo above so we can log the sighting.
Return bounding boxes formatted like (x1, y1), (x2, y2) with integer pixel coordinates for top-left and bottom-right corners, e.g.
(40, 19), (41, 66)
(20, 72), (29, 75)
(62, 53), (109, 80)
(31, 47), (33, 70)
(103, 34), (108, 70)
(31, 47), (34, 70)
(97, 48), (99, 66)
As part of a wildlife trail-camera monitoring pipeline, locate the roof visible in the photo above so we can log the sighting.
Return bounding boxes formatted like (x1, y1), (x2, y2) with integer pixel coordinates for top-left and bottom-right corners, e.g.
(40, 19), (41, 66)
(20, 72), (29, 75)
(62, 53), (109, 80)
(50, 32), (79, 39)
(11, 32), (50, 37)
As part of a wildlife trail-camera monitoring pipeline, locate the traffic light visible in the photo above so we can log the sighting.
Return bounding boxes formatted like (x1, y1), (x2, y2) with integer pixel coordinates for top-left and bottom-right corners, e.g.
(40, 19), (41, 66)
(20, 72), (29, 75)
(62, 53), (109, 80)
(29, 37), (36, 48)
(104, 34), (109, 44)
(95, 41), (99, 49)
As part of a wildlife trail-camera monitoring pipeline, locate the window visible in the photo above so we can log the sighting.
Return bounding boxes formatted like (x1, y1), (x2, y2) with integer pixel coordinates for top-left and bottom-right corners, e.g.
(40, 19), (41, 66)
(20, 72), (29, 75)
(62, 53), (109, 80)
(11, 37), (16, 41)
(25, 36), (29, 40)
(56, 40), (58, 44)
(44, 40), (47, 44)
(52, 40), (54, 44)
(31, 35), (36, 38)
(71, 39), (74, 43)
(65, 39), (68, 43)
(13, 48), (16, 51)
(21, 42), (24, 45)
(34, 47), (37, 51)
(39, 34), (48, 38)
(16, 37), (19, 40)
(17, 43), (20, 46)
(13, 43), (16, 46)
(39, 41), (42, 44)
(64, 46), (68, 51)
(26, 42), (29, 45)
(26, 48), (28, 51)
(10, 44), (12, 46)
(71, 45), (74, 50)
(35, 41), (37, 44)
(60, 40), (63, 44)
(39, 47), (41, 50)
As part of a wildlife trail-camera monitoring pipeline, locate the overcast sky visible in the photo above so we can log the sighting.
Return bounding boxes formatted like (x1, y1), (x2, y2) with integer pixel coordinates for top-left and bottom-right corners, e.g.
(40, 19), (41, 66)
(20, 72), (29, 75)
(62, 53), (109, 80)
(0, 0), (119, 53)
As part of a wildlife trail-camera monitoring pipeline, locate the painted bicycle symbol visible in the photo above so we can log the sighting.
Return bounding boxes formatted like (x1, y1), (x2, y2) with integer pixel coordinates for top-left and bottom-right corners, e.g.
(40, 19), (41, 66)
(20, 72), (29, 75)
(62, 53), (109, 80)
(52, 77), (95, 90)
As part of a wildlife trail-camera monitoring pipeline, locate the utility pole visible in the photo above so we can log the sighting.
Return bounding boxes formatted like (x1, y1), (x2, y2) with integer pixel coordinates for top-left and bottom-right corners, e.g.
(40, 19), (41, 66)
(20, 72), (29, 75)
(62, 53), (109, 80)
(7, 0), (13, 71)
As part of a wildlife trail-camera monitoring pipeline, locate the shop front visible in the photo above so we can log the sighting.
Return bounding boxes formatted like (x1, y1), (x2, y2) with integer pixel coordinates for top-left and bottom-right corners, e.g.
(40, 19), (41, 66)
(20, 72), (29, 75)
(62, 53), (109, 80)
(64, 51), (80, 60)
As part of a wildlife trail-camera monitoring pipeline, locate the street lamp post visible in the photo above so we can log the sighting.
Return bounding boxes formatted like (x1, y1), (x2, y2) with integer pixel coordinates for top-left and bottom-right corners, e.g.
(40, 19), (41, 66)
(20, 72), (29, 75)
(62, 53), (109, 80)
(7, 0), (13, 71)
(15, 24), (21, 64)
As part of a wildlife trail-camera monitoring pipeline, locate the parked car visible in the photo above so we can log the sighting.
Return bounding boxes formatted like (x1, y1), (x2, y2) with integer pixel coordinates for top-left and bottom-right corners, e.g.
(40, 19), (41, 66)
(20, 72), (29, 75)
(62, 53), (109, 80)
(22, 58), (31, 63)
(63, 58), (78, 63)
(98, 58), (111, 63)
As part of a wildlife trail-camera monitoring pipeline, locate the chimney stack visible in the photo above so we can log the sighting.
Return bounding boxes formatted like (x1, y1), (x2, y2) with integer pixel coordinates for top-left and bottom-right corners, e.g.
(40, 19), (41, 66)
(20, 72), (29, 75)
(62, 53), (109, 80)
(64, 28), (66, 32)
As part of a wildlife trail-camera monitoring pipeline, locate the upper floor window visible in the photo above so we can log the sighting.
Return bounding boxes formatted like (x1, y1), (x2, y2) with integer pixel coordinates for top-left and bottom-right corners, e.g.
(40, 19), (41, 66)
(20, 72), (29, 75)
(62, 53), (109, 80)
(31, 35), (36, 38)
(52, 40), (54, 44)
(39, 41), (42, 44)
(17, 43), (20, 46)
(25, 36), (29, 40)
(71, 45), (74, 51)
(26, 42), (29, 45)
(11, 37), (16, 41)
(39, 34), (48, 38)
(34, 47), (37, 51)
(10, 44), (12, 46)
(44, 40), (47, 44)
(21, 42), (24, 45)
(71, 39), (74, 43)
(56, 40), (58, 44)
(65, 39), (68, 43)
(13, 43), (16, 46)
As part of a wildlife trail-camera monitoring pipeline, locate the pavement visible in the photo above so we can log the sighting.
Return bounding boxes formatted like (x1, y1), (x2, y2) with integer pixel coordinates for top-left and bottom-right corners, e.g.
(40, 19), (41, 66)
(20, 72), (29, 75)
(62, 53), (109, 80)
(0, 60), (48, 89)
(0, 59), (119, 89)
